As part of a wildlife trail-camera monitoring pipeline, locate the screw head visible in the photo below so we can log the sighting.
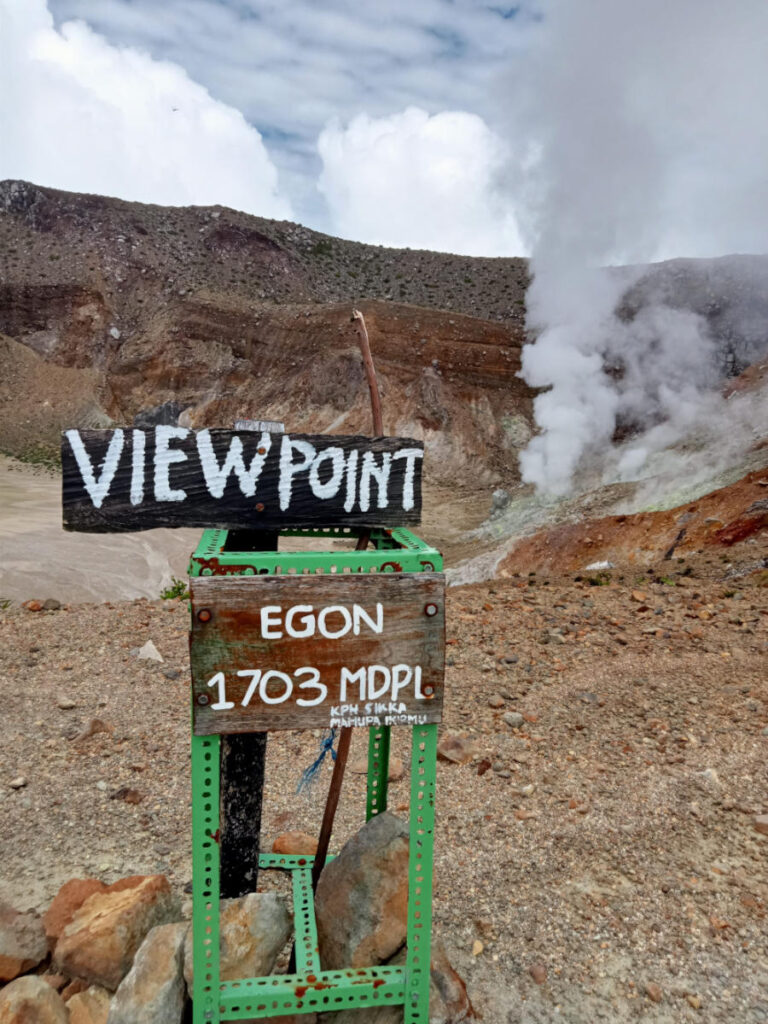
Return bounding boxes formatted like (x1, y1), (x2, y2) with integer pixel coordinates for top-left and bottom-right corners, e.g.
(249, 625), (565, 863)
(423, 685), (435, 697)
(424, 603), (439, 617)
(255, 502), (265, 512)
(197, 608), (212, 623)
(197, 693), (210, 706)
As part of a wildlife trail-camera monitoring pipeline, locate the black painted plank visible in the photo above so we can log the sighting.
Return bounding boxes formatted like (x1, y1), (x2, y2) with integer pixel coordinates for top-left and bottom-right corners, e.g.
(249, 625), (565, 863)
(61, 429), (423, 532)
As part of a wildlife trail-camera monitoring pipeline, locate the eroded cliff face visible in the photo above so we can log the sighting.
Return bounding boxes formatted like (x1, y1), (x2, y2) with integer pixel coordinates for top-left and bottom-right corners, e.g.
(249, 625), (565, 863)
(0, 181), (533, 486)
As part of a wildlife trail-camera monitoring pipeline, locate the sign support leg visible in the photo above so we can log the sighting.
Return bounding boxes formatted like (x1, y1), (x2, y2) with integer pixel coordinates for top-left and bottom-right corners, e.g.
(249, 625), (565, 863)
(191, 733), (222, 1024)
(405, 723), (437, 1024)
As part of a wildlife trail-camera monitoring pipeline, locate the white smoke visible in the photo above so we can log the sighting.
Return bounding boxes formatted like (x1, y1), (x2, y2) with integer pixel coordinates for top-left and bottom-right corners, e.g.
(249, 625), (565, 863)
(514, 0), (768, 495)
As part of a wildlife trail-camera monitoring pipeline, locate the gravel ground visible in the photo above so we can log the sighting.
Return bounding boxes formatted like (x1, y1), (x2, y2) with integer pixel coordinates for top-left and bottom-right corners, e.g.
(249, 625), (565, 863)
(0, 570), (766, 1023)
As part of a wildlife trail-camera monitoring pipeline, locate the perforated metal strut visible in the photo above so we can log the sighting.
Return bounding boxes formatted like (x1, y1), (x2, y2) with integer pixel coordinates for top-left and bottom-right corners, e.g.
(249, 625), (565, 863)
(189, 527), (442, 1022)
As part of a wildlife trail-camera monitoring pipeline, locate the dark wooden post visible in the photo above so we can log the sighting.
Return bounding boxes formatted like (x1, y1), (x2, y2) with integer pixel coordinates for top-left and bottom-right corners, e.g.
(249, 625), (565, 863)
(219, 419), (283, 899)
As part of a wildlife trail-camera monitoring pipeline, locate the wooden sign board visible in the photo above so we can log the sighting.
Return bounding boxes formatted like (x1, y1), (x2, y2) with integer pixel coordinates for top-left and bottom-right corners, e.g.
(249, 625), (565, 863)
(189, 573), (445, 735)
(62, 428), (423, 532)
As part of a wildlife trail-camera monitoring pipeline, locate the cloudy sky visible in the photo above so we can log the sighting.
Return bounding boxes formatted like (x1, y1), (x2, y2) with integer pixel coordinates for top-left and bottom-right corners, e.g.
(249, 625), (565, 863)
(2, 0), (538, 254)
(2, 1), (766, 263)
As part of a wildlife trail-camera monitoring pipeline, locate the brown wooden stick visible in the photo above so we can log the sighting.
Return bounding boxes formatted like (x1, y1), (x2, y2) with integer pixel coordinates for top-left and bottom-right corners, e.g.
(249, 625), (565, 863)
(311, 726), (352, 890)
(352, 308), (384, 436)
(311, 309), (384, 893)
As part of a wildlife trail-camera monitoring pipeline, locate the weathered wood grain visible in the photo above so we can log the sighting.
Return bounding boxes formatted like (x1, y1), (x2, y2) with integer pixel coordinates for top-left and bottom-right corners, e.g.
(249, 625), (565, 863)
(189, 573), (445, 735)
(62, 428), (423, 532)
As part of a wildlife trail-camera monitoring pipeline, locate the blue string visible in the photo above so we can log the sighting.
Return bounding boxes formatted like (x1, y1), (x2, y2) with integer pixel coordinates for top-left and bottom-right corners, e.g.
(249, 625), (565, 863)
(296, 728), (337, 793)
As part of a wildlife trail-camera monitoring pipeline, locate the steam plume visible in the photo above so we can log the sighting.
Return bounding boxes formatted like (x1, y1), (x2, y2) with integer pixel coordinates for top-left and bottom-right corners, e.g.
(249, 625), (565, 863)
(513, 0), (768, 495)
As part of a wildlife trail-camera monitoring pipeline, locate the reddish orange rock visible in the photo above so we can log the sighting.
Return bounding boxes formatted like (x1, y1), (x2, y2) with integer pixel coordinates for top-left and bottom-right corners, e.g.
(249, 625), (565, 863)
(44, 879), (106, 947)
(0, 903), (47, 982)
(272, 832), (319, 856)
(55, 875), (179, 991)
(61, 979), (88, 1001)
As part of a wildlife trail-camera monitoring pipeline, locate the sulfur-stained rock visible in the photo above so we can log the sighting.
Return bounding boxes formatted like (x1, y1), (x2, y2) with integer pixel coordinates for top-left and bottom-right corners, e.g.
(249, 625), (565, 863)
(43, 879), (106, 948)
(0, 975), (69, 1023)
(0, 903), (48, 982)
(183, 893), (291, 993)
(108, 922), (186, 1024)
(314, 811), (409, 970)
(67, 985), (110, 1024)
(55, 875), (179, 991)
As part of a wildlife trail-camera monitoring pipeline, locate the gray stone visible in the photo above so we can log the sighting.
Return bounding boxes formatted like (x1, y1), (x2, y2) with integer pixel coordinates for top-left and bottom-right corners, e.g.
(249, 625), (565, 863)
(108, 922), (186, 1024)
(315, 812), (409, 970)
(183, 893), (291, 993)
(503, 712), (524, 729)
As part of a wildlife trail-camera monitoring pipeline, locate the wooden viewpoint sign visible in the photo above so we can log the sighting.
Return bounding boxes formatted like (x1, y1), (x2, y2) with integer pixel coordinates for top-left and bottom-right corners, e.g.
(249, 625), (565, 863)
(62, 428), (423, 532)
(189, 573), (445, 735)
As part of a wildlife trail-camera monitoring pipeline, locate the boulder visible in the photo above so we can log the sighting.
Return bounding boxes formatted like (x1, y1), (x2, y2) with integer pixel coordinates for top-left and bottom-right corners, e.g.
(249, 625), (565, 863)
(43, 879), (106, 948)
(108, 922), (186, 1024)
(67, 986), (110, 1024)
(318, 939), (474, 1023)
(55, 875), (179, 991)
(314, 811), (409, 969)
(272, 831), (319, 856)
(0, 975), (69, 1023)
(0, 903), (47, 982)
(183, 893), (291, 993)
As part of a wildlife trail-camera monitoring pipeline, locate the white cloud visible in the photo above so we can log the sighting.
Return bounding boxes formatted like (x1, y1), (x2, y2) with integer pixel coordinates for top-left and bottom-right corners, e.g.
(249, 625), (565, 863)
(317, 107), (523, 256)
(49, 0), (541, 227)
(0, 0), (292, 218)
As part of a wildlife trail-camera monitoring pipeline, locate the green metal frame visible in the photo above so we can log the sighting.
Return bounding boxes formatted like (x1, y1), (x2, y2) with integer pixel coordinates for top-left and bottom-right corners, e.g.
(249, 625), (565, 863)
(188, 528), (442, 1023)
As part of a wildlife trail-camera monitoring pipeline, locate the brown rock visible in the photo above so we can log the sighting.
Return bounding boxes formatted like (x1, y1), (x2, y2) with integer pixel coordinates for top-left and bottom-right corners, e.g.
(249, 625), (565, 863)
(23, 601), (43, 612)
(0, 975), (69, 1023)
(315, 811), (409, 969)
(437, 734), (476, 765)
(40, 977), (66, 993)
(66, 986), (110, 1024)
(44, 879), (106, 947)
(488, 696), (505, 708)
(272, 831), (319, 856)
(631, 591), (647, 603)
(0, 904), (47, 982)
(530, 963), (547, 984)
(55, 875), (179, 991)
(645, 981), (663, 1003)
(320, 937), (474, 1023)
(61, 980), (88, 1002)
(754, 814), (768, 835)
(183, 893), (291, 992)
(109, 923), (186, 1024)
